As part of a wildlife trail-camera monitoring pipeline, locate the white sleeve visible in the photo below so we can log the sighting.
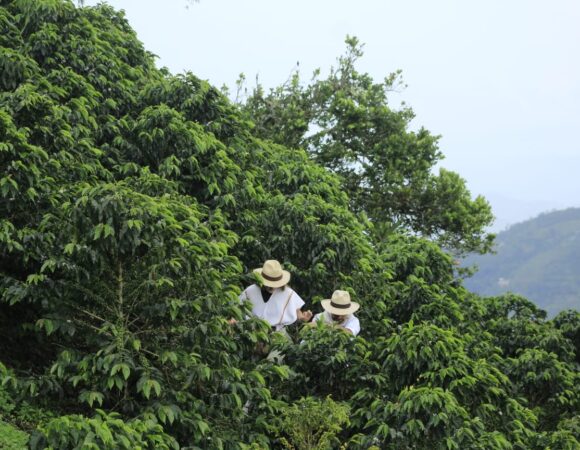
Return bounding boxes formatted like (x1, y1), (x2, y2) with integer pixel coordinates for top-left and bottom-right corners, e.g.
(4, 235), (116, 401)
(313, 312), (324, 322)
(292, 290), (305, 309)
(345, 316), (360, 336)
(238, 289), (247, 303)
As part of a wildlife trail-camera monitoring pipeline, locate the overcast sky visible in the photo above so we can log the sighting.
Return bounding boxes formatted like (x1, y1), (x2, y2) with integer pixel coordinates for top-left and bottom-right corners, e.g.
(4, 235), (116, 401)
(86, 0), (580, 231)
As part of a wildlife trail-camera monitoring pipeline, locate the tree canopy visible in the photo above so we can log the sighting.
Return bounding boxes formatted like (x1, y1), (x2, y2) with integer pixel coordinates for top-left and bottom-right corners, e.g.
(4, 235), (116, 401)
(238, 36), (495, 256)
(0, 1), (578, 449)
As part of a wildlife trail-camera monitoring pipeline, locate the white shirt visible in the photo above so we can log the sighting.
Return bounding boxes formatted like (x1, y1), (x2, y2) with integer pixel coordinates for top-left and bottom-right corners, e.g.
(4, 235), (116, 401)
(240, 284), (305, 331)
(313, 311), (360, 336)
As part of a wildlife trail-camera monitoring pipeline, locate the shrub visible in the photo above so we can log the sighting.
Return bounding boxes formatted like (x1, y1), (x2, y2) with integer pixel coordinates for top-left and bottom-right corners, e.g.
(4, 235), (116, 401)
(276, 396), (350, 450)
(29, 409), (178, 450)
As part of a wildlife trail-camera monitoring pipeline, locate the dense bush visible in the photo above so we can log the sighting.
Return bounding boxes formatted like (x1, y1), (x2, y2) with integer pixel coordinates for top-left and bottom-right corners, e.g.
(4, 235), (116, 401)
(0, 1), (578, 449)
(29, 410), (178, 450)
(0, 420), (28, 450)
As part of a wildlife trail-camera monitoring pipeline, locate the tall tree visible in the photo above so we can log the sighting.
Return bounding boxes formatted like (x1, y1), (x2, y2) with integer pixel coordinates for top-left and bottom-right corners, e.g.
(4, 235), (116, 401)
(239, 36), (494, 255)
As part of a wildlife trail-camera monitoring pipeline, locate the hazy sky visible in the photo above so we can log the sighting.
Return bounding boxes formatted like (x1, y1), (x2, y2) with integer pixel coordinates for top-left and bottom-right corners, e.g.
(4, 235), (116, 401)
(86, 0), (580, 231)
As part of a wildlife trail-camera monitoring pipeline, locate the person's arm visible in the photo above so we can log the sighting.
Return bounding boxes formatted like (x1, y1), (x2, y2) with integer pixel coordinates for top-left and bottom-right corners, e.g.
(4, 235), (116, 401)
(343, 316), (360, 336)
(297, 308), (313, 322)
(291, 291), (311, 322)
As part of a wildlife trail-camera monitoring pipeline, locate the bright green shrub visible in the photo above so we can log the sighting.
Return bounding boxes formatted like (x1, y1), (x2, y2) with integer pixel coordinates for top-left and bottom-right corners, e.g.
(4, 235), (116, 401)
(276, 396), (350, 450)
(0, 420), (28, 450)
(29, 409), (177, 450)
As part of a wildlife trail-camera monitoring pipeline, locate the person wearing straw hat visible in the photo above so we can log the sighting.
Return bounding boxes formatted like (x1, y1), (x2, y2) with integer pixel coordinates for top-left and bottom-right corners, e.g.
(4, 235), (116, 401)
(313, 290), (361, 336)
(239, 259), (312, 331)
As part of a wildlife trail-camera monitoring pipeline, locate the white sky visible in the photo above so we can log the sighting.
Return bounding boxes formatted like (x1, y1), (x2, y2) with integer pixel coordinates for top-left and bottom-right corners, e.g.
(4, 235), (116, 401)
(86, 0), (580, 231)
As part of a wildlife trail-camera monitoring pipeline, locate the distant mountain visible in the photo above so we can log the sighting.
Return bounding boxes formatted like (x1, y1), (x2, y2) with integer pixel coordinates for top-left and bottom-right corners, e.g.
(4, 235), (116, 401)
(463, 208), (580, 316)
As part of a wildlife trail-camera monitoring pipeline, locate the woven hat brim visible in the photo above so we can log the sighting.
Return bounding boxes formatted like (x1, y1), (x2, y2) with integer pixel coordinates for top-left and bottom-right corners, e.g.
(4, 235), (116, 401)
(321, 299), (360, 315)
(253, 268), (291, 288)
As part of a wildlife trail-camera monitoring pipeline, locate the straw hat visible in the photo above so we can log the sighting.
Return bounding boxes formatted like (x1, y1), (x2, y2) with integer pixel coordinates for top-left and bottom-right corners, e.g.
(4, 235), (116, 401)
(321, 290), (360, 315)
(253, 259), (291, 288)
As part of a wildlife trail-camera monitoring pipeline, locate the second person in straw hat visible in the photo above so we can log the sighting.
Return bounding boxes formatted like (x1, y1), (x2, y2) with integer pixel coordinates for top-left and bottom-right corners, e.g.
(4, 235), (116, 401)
(312, 290), (361, 336)
(239, 259), (312, 331)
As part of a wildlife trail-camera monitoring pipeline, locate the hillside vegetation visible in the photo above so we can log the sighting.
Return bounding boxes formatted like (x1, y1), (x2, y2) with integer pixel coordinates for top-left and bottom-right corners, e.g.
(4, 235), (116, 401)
(0, 1), (578, 449)
(464, 208), (580, 316)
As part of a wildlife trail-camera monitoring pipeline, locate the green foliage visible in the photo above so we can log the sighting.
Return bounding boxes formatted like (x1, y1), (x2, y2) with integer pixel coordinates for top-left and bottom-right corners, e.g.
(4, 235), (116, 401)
(277, 322), (376, 402)
(239, 36), (494, 255)
(508, 349), (578, 428)
(0, 420), (28, 450)
(0, 379), (15, 418)
(464, 207), (580, 315)
(0, 365), (32, 449)
(276, 397), (350, 450)
(0, 1), (577, 449)
(534, 416), (580, 449)
(0, 364), (54, 433)
(553, 310), (580, 364)
(373, 386), (477, 449)
(378, 234), (465, 326)
(29, 409), (178, 450)
(467, 294), (576, 363)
